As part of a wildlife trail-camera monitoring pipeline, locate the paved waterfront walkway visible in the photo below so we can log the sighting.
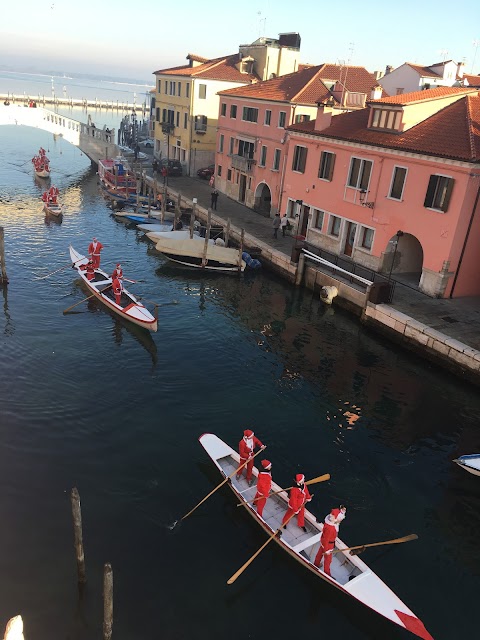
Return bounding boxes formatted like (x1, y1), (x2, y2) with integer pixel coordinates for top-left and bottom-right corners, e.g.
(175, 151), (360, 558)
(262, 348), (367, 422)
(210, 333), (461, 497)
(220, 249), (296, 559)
(152, 171), (480, 352)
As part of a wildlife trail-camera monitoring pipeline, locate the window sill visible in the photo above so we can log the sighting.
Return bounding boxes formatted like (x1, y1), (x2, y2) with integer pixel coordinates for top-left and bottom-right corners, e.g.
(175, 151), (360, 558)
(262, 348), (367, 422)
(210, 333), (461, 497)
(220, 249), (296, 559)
(425, 206), (447, 214)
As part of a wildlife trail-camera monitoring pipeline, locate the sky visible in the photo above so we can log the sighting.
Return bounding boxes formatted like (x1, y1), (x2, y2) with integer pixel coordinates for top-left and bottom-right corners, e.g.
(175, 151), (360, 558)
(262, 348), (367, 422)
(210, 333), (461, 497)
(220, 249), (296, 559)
(1, 0), (479, 82)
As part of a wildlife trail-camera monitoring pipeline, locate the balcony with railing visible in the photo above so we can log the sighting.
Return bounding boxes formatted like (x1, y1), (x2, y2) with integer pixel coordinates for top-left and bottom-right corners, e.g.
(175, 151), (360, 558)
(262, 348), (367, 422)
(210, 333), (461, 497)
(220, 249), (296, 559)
(231, 154), (256, 173)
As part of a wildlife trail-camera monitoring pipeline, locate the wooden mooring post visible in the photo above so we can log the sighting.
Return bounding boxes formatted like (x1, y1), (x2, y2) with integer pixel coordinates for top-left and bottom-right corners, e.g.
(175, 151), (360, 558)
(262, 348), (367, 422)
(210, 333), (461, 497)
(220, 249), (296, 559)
(202, 210), (212, 267)
(70, 487), (86, 585)
(238, 229), (245, 272)
(189, 199), (197, 239)
(103, 563), (113, 640)
(0, 227), (8, 285)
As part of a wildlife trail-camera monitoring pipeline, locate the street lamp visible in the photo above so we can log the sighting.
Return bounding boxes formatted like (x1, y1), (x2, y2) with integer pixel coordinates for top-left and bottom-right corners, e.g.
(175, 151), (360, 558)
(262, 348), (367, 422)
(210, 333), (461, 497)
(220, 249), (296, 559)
(388, 230), (404, 281)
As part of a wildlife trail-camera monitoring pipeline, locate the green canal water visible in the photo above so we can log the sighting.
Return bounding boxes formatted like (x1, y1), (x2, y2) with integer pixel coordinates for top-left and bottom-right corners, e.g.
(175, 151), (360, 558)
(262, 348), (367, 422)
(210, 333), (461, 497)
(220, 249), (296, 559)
(0, 125), (478, 639)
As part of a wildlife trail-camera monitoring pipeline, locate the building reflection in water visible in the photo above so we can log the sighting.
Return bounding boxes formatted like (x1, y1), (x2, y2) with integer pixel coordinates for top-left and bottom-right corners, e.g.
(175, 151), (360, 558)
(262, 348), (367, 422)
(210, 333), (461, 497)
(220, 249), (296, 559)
(2, 285), (14, 336)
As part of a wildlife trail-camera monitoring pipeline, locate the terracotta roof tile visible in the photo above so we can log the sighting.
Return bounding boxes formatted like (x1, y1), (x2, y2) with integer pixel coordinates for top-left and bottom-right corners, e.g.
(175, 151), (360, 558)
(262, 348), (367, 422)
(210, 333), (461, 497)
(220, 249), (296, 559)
(464, 73), (480, 87)
(288, 94), (480, 162)
(154, 54), (259, 83)
(368, 86), (476, 105)
(218, 64), (382, 104)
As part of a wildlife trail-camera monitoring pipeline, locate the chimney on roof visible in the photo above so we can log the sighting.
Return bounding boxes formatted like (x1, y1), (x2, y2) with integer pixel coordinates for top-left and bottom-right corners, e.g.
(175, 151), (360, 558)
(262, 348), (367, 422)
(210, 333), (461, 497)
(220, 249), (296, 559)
(457, 61), (465, 78)
(314, 102), (333, 131)
(385, 65), (393, 75)
(370, 85), (383, 100)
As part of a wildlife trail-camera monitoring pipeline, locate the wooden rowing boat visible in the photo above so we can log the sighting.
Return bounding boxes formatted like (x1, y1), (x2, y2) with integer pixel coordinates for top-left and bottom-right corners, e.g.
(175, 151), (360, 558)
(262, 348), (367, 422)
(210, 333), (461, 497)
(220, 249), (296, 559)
(453, 454), (480, 476)
(69, 245), (157, 332)
(198, 433), (433, 640)
(43, 202), (63, 218)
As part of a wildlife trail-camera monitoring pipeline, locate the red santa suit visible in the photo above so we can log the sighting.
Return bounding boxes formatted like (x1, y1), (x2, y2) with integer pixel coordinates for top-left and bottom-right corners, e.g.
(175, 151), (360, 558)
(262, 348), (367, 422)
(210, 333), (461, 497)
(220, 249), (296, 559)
(42, 191), (49, 203)
(282, 474), (312, 530)
(237, 429), (264, 482)
(112, 276), (123, 305)
(111, 264), (123, 280)
(254, 460), (272, 518)
(314, 507), (347, 576)
(80, 260), (95, 281)
(88, 238), (104, 268)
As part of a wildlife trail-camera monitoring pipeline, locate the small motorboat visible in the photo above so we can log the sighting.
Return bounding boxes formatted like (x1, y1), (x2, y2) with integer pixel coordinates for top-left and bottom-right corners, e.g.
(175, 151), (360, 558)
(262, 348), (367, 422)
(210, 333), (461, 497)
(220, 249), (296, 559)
(453, 454), (480, 476)
(151, 235), (245, 272)
(198, 434), (433, 639)
(137, 223), (176, 233)
(68, 245), (157, 332)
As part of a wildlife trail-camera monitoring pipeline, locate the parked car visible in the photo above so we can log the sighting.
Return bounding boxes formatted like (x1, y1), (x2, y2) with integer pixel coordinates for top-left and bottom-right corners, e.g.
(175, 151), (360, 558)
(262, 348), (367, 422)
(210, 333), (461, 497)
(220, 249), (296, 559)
(197, 164), (215, 179)
(141, 138), (155, 148)
(159, 159), (183, 176)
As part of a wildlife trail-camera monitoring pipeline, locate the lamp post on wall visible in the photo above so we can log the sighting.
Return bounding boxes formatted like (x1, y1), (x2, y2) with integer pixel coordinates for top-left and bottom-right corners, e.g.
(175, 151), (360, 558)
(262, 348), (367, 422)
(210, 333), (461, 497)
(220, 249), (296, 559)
(388, 230), (404, 281)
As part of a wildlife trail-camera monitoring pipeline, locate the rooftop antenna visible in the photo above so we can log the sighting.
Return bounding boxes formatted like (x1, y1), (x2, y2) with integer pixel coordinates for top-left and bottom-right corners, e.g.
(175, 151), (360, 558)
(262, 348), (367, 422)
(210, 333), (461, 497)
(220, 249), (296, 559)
(472, 39), (480, 74)
(340, 42), (354, 108)
(439, 48), (449, 62)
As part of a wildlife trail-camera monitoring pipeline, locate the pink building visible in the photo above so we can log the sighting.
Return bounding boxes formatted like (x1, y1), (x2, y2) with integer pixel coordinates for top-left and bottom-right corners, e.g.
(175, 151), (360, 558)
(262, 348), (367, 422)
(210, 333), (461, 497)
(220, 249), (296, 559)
(282, 86), (480, 298)
(215, 64), (383, 217)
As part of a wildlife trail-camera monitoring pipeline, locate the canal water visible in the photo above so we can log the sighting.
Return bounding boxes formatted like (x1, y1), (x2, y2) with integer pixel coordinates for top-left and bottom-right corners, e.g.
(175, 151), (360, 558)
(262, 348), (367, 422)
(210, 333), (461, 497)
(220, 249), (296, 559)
(0, 124), (479, 640)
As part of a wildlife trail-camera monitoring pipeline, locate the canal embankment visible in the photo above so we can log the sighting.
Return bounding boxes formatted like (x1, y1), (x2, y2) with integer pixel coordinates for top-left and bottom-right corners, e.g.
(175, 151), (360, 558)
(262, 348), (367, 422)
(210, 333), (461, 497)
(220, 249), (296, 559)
(137, 170), (480, 385)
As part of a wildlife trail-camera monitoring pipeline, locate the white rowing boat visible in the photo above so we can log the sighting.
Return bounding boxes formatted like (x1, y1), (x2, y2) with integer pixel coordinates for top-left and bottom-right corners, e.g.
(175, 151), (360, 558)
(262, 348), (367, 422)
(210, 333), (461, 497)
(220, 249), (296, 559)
(453, 454), (480, 476)
(69, 245), (157, 332)
(198, 433), (433, 640)
(150, 235), (245, 272)
(43, 202), (63, 218)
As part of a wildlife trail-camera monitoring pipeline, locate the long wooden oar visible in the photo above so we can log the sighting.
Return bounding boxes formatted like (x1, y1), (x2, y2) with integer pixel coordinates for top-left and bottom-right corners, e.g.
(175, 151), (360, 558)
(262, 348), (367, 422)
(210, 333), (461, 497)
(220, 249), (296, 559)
(36, 258), (83, 280)
(63, 285), (112, 314)
(236, 473), (330, 507)
(227, 509), (298, 585)
(138, 297), (179, 308)
(174, 447), (266, 526)
(122, 277), (146, 284)
(332, 533), (418, 556)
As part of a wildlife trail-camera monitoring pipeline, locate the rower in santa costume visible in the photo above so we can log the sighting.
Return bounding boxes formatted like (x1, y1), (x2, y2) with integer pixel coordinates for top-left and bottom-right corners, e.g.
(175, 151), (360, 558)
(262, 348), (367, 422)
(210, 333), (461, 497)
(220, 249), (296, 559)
(88, 237), (104, 269)
(80, 258), (95, 281)
(112, 276), (123, 305)
(313, 506), (347, 576)
(236, 429), (265, 486)
(254, 460), (272, 518)
(111, 263), (123, 280)
(282, 474), (312, 532)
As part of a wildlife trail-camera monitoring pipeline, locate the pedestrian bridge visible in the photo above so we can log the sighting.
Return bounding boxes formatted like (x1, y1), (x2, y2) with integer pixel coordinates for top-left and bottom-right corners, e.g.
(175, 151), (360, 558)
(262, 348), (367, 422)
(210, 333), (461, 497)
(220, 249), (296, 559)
(0, 104), (119, 165)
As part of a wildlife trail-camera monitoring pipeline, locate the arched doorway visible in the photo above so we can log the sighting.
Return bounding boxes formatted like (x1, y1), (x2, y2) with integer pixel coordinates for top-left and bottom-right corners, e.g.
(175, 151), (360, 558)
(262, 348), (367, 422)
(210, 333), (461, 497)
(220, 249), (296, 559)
(254, 182), (272, 217)
(382, 232), (423, 286)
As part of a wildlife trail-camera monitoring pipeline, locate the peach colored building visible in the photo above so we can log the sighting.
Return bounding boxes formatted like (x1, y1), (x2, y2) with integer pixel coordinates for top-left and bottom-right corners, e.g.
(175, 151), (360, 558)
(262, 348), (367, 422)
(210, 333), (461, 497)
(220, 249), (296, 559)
(215, 64), (383, 217)
(283, 86), (480, 298)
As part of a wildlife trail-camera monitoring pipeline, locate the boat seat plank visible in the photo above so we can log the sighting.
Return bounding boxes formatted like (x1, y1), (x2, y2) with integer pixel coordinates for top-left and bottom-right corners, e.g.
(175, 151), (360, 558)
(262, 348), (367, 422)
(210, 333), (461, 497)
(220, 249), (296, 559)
(292, 532), (322, 553)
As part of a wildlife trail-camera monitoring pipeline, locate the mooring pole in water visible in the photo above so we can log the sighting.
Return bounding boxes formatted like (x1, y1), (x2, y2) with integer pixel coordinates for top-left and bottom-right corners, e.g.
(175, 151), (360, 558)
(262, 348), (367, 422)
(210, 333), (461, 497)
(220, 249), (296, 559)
(70, 487), (86, 585)
(103, 563), (113, 640)
(238, 228), (245, 272)
(189, 199), (197, 239)
(0, 227), (8, 285)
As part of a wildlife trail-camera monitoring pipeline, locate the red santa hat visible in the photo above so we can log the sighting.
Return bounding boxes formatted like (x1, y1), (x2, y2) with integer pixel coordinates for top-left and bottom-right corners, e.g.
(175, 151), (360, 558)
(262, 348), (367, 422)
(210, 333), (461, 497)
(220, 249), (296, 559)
(243, 429), (254, 438)
(92, 237), (97, 242)
(295, 474), (305, 484)
(261, 460), (271, 470)
(116, 263), (121, 268)
(330, 508), (341, 518)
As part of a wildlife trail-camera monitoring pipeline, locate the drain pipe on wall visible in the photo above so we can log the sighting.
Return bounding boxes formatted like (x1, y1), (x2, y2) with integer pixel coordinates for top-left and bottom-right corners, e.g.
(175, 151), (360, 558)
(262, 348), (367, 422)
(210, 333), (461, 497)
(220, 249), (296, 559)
(450, 182), (480, 298)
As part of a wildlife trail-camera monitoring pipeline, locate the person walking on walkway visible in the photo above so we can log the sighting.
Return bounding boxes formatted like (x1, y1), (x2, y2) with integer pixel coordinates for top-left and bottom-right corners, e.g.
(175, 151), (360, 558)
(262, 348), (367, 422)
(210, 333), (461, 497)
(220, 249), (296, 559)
(313, 506), (347, 576)
(282, 473), (312, 532)
(237, 429), (265, 486)
(211, 189), (219, 210)
(254, 460), (272, 518)
(281, 214), (288, 237)
(273, 213), (281, 238)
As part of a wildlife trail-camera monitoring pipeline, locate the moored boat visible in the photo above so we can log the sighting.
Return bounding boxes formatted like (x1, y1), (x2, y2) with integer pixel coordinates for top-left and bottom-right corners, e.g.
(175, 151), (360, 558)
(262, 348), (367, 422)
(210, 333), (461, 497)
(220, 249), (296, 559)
(198, 433), (433, 640)
(68, 245), (157, 332)
(43, 202), (63, 217)
(149, 235), (245, 272)
(453, 454), (480, 476)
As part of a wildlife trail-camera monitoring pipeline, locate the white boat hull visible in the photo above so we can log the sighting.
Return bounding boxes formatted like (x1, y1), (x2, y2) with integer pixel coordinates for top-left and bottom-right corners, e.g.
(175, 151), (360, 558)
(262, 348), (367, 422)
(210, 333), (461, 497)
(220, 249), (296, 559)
(68, 245), (157, 332)
(198, 433), (433, 640)
(453, 454), (480, 476)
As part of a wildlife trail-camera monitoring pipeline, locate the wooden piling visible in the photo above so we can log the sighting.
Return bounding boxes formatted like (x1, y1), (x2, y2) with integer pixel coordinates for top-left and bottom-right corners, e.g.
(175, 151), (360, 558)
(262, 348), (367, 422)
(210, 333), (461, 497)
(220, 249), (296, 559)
(238, 229), (245, 272)
(0, 228), (8, 285)
(70, 487), (86, 584)
(202, 210), (212, 267)
(225, 219), (230, 247)
(161, 186), (166, 224)
(189, 201), (197, 239)
(174, 192), (182, 230)
(103, 563), (113, 640)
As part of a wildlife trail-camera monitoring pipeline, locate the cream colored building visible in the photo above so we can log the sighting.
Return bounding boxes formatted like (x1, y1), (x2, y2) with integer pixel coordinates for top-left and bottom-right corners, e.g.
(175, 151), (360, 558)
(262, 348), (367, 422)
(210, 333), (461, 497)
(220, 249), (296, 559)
(152, 34), (302, 176)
